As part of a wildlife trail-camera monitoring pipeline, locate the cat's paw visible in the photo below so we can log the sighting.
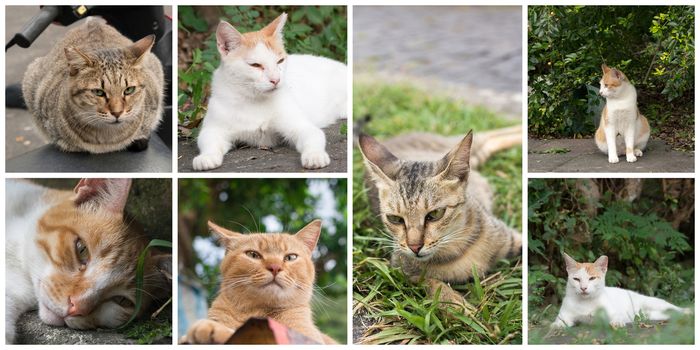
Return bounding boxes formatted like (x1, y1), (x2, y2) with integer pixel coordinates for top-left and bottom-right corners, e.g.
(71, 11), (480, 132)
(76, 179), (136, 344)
(608, 155), (619, 163)
(634, 148), (643, 157)
(626, 153), (637, 163)
(301, 150), (330, 169)
(193, 154), (223, 171)
(609, 320), (627, 329)
(183, 319), (234, 344)
(126, 138), (149, 152)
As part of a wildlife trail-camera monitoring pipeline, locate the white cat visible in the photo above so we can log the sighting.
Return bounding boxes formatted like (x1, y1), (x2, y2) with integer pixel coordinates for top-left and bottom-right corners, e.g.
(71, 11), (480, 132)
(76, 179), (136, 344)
(550, 252), (688, 330)
(594, 64), (650, 164)
(192, 13), (347, 171)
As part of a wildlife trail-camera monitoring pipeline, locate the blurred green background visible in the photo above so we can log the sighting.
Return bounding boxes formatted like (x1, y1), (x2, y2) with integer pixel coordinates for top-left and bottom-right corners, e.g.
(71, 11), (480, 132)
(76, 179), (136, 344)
(528, 6), (694, 152)
(528, 178), (694, 344)
(178, 178), (347, 343)
(178, 5), (347, 127)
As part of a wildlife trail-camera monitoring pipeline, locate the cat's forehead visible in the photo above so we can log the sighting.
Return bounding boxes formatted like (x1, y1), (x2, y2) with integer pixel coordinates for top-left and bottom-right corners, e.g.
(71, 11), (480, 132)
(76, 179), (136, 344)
(602, 70), (623, 86)
(237, 233), (303, 253)
(393, 161), (440, 197)
(570, 263), (603, 277)
(238, 31), (286, 56)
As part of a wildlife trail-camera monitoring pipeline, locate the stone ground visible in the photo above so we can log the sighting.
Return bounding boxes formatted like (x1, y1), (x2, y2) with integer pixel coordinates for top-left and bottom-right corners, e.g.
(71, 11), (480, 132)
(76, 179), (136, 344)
(178, 121), (347, 173)
(15, 311), (170, 344)
(353, 5), (522, 120)
(529, 139), (694, 173)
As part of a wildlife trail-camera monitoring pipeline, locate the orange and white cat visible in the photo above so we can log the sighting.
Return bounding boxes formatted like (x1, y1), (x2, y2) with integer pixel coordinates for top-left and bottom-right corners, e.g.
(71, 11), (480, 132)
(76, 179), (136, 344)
(192, 13), (346, 171)
(551, 252), (689, 330)
(595, 64), (650, 163)
(182, 220), (336, 344)
(5, 179), (170, 344)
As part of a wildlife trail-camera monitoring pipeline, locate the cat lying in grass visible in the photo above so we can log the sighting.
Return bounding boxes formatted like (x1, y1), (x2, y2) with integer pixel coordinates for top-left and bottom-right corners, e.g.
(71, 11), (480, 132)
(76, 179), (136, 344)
(551, 252), (690, 330)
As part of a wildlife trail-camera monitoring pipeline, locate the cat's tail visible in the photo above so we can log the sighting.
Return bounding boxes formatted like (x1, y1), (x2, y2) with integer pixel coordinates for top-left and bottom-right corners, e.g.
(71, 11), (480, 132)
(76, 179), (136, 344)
(469, 125), (522, 168)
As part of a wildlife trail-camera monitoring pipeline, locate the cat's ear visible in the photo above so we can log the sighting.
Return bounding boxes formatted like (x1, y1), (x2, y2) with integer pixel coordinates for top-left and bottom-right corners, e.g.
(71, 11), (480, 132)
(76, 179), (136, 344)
(127, 34), (155, 66)
(64, 47), (94, 76)
(358, 133), (400, 183)
(594, 255), (608, 273)
(261, 12), (287, 41)
(150, 252), (172, 282)
(208, 220), (243, 245)
(612, 69), (625, 81)
(601, 63), (611, 74)
(436, 130), (472, 181)
(73, 178), (132, 213)
(562, 252), (578, 273)
(295, 219), (322, 252)
(216, 21), (243, 56)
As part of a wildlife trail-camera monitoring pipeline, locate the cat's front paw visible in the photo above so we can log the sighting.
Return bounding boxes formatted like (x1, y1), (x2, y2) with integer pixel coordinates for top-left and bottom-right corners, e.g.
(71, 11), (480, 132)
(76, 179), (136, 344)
(634, 149), (643, 157)
(608, 155), (619, 163)
(182, 319), (234, 344)
(626, 153), (637, 163)
(301, 150), (330, 169)
(193, 154), (223, 171)
(126, 138), (149, 152)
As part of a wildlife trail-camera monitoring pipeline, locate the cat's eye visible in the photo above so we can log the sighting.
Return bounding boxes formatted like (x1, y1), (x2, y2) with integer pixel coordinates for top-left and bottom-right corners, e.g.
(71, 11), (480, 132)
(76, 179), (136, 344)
(277, 57), (285, 64)
(112, 296), (134, 308)
(75, 238), (89, 265)
(92, 89), (106, 97)
(285, 254), (298, 262)
(245, 250), (261, 259)
(425, 208), (446, 222)
(249, 63), (263, 69)
(386, 214), (404, 225)
(589, 277), (596, 280)
(124, 86), (136, 96)
(573, 277), (580, 281)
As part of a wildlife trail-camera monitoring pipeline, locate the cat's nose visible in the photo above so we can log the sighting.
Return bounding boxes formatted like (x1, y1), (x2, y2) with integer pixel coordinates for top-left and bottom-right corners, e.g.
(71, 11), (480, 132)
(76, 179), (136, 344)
(408, 244), (423, 254)
(580, 287), (588, 292)
(111, 109), (123, 118)
(269, 78), (280, 86)
(67, 296), (83, 317)
(267, 264), (282, 276)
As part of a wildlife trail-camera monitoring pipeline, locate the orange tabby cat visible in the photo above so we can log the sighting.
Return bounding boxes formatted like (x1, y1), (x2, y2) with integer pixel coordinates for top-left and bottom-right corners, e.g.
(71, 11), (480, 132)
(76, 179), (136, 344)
(6, 179), (171, 343)
(182, 220), (337, 344)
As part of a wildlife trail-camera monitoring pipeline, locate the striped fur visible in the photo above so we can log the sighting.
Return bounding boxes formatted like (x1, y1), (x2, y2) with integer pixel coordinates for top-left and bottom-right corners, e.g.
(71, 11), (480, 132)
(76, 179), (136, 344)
(22, 19), (163, 153)
(359, 128), (522, 306)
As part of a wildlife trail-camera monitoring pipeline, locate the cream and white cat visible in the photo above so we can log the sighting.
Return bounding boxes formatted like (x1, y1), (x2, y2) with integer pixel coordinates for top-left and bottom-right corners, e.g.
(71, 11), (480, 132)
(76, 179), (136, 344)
(594, 64), (650, 163)
(192, 13), (347, 171)
(551, 252), (689, 330)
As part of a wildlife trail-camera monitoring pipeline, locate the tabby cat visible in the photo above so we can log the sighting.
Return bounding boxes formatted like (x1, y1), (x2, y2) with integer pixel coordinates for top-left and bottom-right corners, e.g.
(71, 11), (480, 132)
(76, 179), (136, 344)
(551, 253), (689, 329)
(358, 126), (522, 306)
(182, 220), (336, 344)
(22, 18), (164, 153)
(5, 179), (170, 344)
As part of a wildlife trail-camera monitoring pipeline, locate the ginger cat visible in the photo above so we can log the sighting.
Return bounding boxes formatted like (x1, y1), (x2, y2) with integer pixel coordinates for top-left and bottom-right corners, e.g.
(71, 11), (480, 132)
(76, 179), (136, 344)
(594, 64), (650, 163)
(182, 220), (337, 344)
(551, 252), (689, 329)
(192, 13), (346, 171)
(358, 127), (522, 307)
(5, 179), (170, 344)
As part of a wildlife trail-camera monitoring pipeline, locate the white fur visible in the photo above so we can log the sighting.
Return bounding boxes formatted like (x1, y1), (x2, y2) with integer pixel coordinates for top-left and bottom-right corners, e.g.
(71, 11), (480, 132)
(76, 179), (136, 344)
(551, 255), (688, 329)
(596, 75), (649, 163)
(192, 22), (346, 171)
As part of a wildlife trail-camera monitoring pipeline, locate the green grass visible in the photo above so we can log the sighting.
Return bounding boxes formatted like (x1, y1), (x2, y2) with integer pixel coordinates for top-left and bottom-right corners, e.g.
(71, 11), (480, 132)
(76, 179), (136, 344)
(529, 307), (694, 344)
(353, 82), (522, 344)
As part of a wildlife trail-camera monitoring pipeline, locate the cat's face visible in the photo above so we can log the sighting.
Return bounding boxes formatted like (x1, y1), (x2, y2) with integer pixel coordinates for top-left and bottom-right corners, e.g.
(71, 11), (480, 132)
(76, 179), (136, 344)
(563, 253), (607, 298)
(64, 35), (155, 125)
(599, 64), (629, 98)
(359, 132), (473, 263)
(216, 13), (289, 94)
(209, 220), (321, 306)
(34, 179), (169, 330)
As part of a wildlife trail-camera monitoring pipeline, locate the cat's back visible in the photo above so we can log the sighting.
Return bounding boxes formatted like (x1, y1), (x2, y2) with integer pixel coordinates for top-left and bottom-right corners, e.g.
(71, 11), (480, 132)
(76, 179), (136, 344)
(286, 54), (347, 127)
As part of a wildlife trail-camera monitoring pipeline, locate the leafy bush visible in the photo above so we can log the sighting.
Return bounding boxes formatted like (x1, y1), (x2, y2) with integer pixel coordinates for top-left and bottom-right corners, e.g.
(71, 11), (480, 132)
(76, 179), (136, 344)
(528, 6), (694, 148)
(528, 178), (694, 326)
(178, 6), (347, 126)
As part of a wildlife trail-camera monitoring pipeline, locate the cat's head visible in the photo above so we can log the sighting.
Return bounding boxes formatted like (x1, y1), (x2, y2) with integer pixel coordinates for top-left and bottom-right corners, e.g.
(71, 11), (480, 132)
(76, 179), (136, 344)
(359, 131), (473, 262)
(599, 63), (630, 98)
(216, 13), (289, 94)
(209, 219), (321, 306)
(562, 252), (607, 298)
(63, 34), (155, 125)
(35, 179), (171, 330)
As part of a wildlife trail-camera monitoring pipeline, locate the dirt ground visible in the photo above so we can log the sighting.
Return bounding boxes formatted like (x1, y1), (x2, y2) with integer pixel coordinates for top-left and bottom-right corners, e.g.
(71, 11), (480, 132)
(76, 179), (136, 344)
(178, 120), (347, 173)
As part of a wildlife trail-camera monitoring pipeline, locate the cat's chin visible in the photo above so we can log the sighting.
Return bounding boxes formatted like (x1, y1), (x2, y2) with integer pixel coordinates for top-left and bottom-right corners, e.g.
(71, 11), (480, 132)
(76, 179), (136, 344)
(38, 302), (66, 326)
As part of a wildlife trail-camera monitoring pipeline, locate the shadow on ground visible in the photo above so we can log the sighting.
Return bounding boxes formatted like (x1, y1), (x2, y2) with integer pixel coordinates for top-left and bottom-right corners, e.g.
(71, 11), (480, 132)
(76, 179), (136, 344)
(178, 120), (347, 173)
(529, 139), (694, 173)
